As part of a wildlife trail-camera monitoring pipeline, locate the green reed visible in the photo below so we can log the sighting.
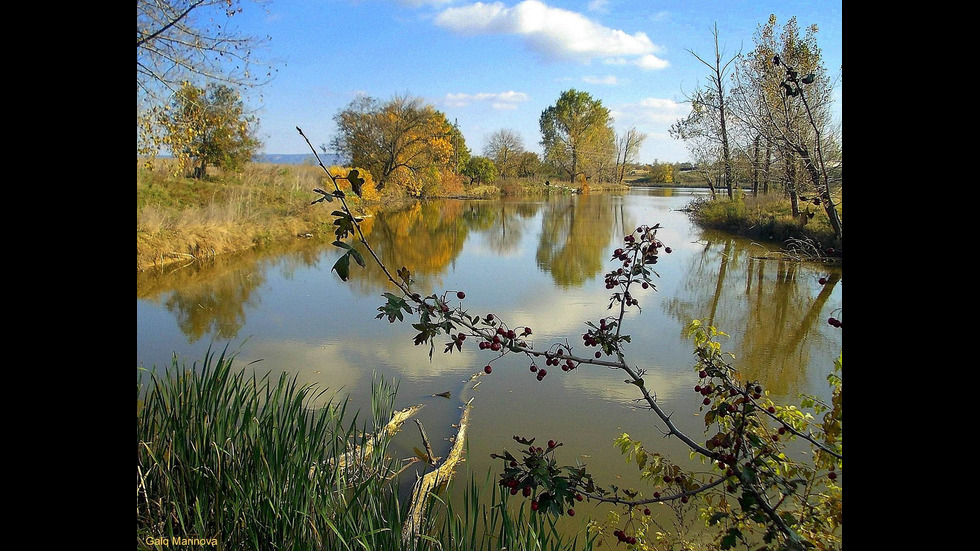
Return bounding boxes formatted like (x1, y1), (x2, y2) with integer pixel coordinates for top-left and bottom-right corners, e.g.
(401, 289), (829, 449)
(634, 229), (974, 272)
(137, 349), (592, 550)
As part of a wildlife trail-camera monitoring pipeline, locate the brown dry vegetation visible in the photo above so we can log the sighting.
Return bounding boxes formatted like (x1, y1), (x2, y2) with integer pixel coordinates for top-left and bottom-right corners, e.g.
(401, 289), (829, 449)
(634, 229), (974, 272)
(137, 161), (634, 272)
(137, 160), (382, 272)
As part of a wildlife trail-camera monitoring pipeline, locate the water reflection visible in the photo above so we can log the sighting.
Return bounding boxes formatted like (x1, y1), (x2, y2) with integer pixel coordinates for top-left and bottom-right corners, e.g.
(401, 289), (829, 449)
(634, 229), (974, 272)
(665, 230), (842, 396)
(137, 190), (841, 405)
(536, 195), (620, 287)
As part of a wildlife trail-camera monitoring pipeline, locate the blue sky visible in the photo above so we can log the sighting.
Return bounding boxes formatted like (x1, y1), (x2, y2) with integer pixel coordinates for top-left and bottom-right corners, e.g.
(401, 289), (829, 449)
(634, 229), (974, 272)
(228, 0), (842, 163)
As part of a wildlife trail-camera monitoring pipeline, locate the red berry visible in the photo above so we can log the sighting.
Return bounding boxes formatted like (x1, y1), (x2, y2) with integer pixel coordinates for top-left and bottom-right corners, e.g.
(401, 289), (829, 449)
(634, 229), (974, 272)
(828, 471), (838, 480)
(530, 365), (538, 372)
(548, 439), (557, 448)
(575, 493), (583, 501)
(484, 365), (493, 374)
(665, 247), (672, 253)
(644, 508), (651, 515)
(457, 291), (466, 299)
(818, 277), (827, 285)
(523, 486), (531, 496)
(530, 500), (539, 511)
(567, 508), (575, 516)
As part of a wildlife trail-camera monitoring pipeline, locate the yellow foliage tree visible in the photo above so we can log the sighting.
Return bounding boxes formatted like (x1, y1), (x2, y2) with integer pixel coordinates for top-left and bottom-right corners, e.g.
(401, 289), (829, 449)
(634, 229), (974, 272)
(327, 166), (380, 202)
(332, 95), (459, 195)
(155, 82), (260, 177)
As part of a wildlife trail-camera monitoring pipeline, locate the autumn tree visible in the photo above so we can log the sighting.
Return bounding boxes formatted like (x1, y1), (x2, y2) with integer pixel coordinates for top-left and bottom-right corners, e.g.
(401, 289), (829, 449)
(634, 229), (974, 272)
(484, 129), (525, 178)
(332, 95), (459, 196)
(157, 82), (260, 178)
(733, 15), (842, 245)
(137, 0), (271, 158)
(539, 89), (615, 183)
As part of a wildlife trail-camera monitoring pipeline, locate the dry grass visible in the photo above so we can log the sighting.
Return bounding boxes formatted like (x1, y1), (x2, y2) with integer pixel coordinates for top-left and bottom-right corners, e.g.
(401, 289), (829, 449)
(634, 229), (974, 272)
(137, 161), (357, 271)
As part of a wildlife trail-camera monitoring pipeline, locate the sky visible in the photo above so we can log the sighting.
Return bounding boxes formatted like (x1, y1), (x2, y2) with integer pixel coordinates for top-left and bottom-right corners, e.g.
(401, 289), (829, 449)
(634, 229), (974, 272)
(225, 0), (842, 164)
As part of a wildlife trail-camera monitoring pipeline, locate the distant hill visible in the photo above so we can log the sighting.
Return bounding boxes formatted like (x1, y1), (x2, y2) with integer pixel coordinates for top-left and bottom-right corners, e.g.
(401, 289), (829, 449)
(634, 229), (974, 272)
(253, 153), (343, 166)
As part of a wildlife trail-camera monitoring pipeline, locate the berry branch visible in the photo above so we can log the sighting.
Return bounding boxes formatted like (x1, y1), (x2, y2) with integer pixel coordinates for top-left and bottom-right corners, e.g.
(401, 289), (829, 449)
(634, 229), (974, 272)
(298, 127), (842, 551)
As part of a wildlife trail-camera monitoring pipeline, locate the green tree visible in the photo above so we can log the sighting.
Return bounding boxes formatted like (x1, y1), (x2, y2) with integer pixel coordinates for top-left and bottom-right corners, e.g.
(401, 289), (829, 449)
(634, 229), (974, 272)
(539, 89), (615, 183)
(463, 156), (497, 186)
(515, 151), (542, 179)
(137, 0), (270, 158)
(158, 82), (260, 178)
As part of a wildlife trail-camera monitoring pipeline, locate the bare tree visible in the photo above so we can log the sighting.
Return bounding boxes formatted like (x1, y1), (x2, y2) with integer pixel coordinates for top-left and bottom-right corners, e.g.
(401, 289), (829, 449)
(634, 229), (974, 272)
(614, 127), (646, 186)
(484, 129), (525, 178)
(672, 24), (739, 198)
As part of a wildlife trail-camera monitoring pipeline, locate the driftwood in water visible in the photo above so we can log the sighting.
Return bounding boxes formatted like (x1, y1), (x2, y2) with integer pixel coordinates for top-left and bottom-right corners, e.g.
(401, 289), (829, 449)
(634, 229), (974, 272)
(333, 404), (424, 472)
(402, 400), (473, 545)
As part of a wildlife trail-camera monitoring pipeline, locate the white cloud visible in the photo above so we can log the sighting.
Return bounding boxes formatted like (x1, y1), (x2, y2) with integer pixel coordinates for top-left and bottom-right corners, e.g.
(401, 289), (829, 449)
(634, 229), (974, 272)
(587, 0), (609, 12)
(611, 97), (689, 126)
(634, 53), (669, 70)
(445, 90), (530, 108)
(583, 75), (620, 85)
(397, 0), (456, 6)
(434, 1), (665, 66)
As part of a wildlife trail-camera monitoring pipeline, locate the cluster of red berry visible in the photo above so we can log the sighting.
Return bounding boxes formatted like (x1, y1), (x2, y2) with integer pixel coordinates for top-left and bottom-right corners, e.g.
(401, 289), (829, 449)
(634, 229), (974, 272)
(612, 528), (638, 545)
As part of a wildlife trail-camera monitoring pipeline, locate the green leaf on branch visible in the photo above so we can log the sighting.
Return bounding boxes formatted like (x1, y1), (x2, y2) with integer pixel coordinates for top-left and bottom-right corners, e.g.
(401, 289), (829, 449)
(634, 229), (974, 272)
(720, 528), (743, 549)
(333, 252), (351, 281)
(377, 293), (412, 323)
(348, 169), (365, 197)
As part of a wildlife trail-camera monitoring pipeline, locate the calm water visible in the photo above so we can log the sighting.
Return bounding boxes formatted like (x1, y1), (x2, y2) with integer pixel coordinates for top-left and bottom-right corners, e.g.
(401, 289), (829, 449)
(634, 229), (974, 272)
(137, 188), (842, 523)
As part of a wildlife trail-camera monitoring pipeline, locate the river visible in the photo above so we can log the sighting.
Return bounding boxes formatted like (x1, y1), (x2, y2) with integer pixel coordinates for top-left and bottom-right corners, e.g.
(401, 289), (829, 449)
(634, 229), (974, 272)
(136, 187), (842, 535)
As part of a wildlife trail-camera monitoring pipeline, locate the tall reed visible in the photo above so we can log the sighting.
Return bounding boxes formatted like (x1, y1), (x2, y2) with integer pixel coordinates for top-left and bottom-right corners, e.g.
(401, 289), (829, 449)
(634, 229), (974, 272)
(136, 350), (592, 550)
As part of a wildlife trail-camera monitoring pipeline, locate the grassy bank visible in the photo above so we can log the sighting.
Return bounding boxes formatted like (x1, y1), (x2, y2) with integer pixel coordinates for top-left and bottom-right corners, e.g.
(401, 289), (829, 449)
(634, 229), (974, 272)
(137, 351), (593, 550)
(137, 161), (627, 272)
(687, 191), (842, 256)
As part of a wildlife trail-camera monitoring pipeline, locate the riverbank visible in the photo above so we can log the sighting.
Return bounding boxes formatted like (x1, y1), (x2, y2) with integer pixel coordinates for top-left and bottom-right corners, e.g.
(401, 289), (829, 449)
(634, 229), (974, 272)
(685, 191), (842, 259)
(137, 161), (628, 272)
(138, 160), (839, 272)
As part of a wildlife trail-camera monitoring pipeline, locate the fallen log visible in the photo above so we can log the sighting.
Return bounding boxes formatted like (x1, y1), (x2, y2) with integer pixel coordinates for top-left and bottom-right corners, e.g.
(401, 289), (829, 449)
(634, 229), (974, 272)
(402, 400), (472, 545)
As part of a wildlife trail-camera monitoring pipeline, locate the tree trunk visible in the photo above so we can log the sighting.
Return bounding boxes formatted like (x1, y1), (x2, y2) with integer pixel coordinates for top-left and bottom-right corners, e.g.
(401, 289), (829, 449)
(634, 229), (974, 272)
(784, 150), (800, 217)
(801, 151), (842, 247)
(763, 138), (771, 194)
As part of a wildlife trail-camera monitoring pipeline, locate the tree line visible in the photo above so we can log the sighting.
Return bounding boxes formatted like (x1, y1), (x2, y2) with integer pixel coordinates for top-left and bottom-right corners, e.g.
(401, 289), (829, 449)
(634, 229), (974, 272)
(137, 1), (841, 247)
